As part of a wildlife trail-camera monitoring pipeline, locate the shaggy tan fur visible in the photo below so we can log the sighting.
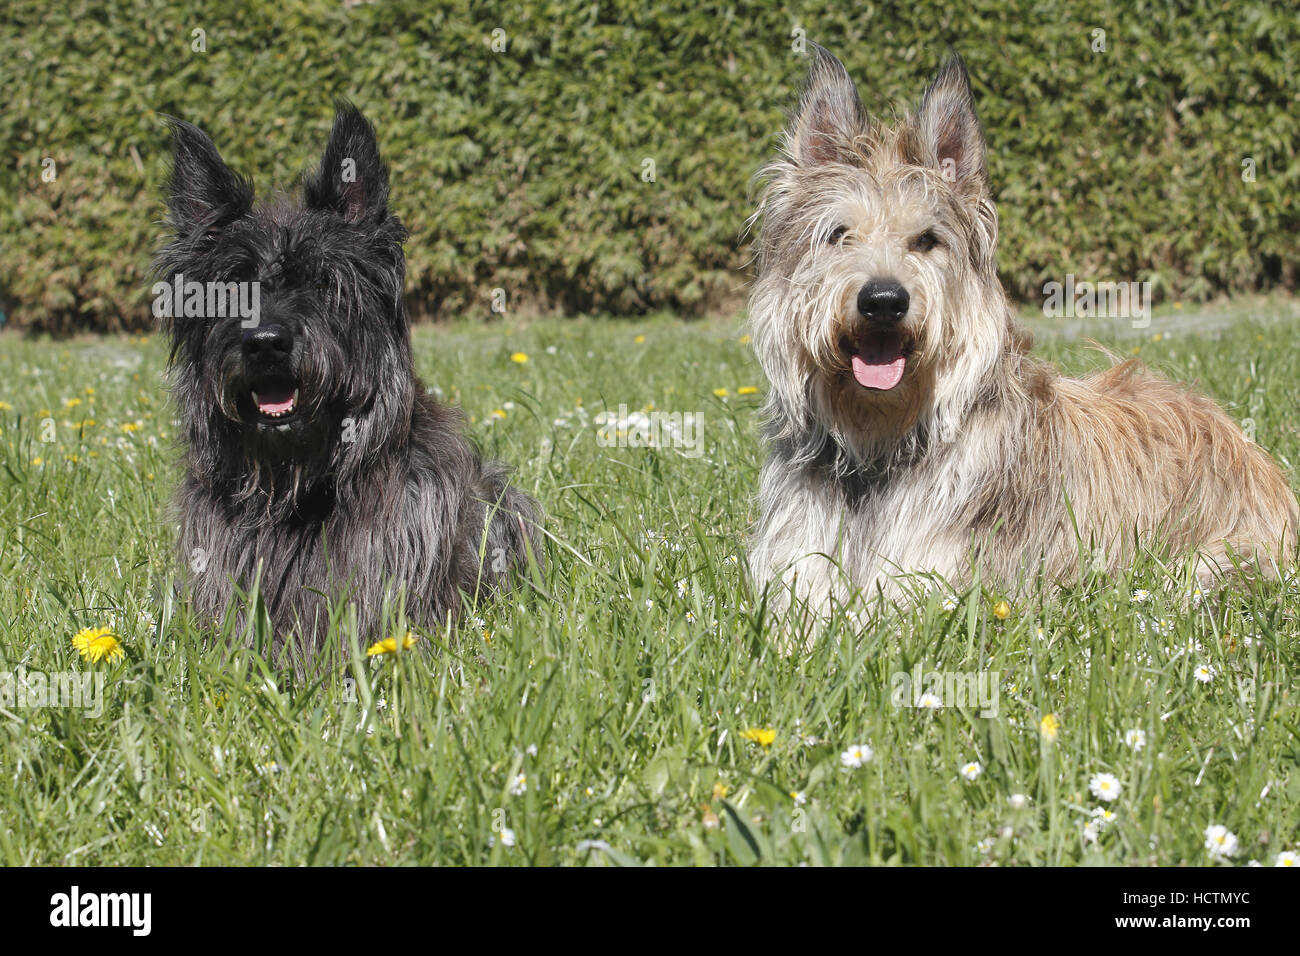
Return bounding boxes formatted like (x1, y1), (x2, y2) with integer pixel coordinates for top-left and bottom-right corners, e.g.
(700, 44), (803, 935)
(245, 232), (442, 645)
(747, 47), (1296, 623)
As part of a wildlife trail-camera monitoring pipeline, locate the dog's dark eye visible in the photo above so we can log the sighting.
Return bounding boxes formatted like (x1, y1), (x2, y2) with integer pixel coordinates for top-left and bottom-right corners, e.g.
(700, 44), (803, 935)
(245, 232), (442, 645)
(910, 230), (940, 253)
(825, 225), (848, 245)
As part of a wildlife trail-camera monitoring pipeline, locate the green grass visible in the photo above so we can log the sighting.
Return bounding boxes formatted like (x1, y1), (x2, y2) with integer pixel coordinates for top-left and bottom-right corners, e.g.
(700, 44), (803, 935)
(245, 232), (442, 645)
(2, 298), (1300, 866)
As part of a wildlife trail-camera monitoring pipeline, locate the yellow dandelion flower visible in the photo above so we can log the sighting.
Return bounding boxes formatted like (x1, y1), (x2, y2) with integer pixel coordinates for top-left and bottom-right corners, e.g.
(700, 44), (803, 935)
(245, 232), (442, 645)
(0, 401), (12, 411)
(711, 782), (729, 800)
(1039, 713), (1061, 742)
(64, 397), (82, 408)
(713, 388), (729, 398)
(737, 386), (759, 395)
(993, 599), (1011, 620)
(634, 335), (646, 344)
(738, 334), (751, 345)
(72, 626), (124, 663)
(489, 408), (507, 420)
(740, 727), (776, 747)
(30, 457), (43, 466)
(366, 631), (419, 656)
(121, 422), (141, 433)
(510, 352), (529, 364)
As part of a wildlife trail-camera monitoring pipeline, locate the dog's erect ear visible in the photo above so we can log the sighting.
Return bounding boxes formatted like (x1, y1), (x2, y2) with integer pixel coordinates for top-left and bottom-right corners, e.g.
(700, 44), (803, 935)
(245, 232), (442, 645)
(787, 45), (869, 167)
(165, 119), (253, 236)
(915, 54), (987, 197)
(304, 101), (390, 223)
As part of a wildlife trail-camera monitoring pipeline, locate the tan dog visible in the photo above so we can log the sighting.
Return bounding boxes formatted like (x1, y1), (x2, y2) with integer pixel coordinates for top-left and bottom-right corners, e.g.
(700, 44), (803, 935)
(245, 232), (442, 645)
(747, 47), (1296, 619)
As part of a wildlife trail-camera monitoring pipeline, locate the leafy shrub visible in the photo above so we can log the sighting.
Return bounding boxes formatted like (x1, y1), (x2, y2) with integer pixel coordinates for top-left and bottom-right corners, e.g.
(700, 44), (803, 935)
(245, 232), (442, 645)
(1, 0), (1296, 331)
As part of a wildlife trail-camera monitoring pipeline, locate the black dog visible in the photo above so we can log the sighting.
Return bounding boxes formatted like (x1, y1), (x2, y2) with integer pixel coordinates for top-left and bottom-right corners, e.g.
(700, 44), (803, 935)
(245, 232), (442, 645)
(155, 102), (539, 654)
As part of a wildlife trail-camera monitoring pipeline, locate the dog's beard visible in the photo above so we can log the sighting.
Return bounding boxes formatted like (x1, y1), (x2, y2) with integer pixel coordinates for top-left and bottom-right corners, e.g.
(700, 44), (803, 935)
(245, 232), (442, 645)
(213, 338), (333, 438)
(762, 268), (941, 466)
(181, 348), (346, 522)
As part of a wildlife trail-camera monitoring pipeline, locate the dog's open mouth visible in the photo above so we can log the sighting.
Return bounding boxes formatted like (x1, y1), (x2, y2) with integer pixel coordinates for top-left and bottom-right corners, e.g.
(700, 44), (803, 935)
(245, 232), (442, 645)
(251, 380), (300, 422)
(842, 330), (910, 391)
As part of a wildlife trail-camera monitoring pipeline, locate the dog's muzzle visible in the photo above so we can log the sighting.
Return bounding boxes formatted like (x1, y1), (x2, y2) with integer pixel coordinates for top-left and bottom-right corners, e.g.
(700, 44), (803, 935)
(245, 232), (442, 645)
(241, 325), (300, 422)
(840, 279), (913, 390)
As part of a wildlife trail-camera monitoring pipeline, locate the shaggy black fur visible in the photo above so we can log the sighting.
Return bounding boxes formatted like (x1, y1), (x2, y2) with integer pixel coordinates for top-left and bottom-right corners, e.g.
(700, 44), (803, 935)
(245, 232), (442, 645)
(155, 102), (540, 654)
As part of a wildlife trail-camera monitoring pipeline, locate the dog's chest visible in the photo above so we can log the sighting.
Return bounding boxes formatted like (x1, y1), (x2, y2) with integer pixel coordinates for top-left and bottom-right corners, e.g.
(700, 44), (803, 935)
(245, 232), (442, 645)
(827, 437), (1000, 579)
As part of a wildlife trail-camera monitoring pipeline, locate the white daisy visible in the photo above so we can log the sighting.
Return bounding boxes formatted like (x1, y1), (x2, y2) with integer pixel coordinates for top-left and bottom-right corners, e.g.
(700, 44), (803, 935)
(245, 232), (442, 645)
(1089, 772), (1122, 802)
(1008, 793), (1029, 809)
(790, 791), (807, 807)
(1131, 588), (1150, 603)
(1124, 729), (1147, 751)
(1194, 663), (1217, 683)
(1203, 824), (1238, 859)
(975, 836), (995, 854)
(1091, 806), (1117, 827)
(1083, 821), (1101, 843)
(840, 744), (874, 768)
(941, 596), (958, 611)
(916, 692), (942, 710)
(1276, 851), (1297, 867)
(960, 761), (983, 782)
(508, 773), (528, 796)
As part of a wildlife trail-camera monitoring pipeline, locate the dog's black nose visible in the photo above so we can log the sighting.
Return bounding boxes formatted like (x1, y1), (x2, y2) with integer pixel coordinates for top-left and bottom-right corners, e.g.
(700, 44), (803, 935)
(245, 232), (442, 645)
(241, 326), (293, 362)
(857, 279), (910, 324)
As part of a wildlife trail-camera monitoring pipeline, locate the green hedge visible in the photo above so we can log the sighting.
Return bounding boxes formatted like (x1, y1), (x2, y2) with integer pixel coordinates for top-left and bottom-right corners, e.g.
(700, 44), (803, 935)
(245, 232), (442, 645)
(2, 0), (1297, 332)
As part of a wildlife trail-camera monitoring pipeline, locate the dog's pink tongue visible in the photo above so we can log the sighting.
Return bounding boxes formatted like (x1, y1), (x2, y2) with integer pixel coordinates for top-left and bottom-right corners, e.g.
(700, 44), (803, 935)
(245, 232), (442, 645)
(851, 352), (906, 390)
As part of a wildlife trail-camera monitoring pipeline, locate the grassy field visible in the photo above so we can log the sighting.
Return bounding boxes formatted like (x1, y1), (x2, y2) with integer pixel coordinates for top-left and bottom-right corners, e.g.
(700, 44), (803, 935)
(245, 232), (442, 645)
(2, 298), (1299, 866)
